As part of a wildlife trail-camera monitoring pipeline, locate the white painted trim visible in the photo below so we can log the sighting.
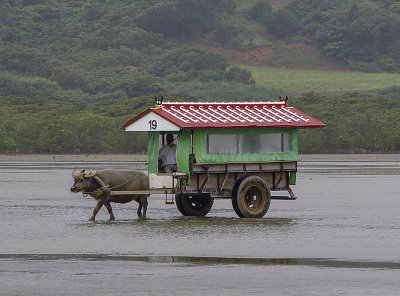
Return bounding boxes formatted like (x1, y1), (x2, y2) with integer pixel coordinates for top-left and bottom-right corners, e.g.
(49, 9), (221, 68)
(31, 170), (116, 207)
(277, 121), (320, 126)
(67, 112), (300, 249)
(124, 112), (180, 132)
(163, 101), (285, 106)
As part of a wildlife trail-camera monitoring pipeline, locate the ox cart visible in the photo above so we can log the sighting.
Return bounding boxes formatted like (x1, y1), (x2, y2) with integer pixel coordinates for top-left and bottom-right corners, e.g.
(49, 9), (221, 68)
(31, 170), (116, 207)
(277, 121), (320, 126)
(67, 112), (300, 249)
(117, 97), (324, 218)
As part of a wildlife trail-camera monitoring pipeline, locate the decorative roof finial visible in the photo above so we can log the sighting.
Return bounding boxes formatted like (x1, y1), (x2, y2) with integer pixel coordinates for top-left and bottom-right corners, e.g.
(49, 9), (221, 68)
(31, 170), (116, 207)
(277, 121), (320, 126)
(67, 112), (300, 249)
(155, 96), (163, 108)
(281, 96), (288, 106)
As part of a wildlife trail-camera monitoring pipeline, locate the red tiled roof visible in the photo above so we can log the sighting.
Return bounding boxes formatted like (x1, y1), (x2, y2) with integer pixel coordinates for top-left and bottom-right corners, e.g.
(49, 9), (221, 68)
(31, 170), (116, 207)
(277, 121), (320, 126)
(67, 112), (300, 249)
(121, 101), (324, 129)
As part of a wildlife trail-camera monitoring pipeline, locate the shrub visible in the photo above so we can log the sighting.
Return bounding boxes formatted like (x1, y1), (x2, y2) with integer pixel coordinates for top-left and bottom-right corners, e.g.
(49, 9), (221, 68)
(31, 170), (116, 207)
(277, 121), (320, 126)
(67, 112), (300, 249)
(378, 56), (400, 73)
(378, 86), (400, 100)
(225, 67), (255, 84)
(348, 61), (380, 73)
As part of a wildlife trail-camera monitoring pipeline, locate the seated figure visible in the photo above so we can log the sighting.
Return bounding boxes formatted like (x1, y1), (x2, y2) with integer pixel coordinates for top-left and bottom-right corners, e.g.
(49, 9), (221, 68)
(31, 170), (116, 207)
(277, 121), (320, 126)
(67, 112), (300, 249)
(158, 134), (177, 173)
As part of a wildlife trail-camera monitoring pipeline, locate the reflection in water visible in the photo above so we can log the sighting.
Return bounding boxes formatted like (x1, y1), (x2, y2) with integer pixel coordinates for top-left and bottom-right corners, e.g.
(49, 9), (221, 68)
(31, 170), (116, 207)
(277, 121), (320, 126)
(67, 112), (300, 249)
(89, 216), (295, 235)
(1, 254), (400, 270)
(71, 216), (297, 242)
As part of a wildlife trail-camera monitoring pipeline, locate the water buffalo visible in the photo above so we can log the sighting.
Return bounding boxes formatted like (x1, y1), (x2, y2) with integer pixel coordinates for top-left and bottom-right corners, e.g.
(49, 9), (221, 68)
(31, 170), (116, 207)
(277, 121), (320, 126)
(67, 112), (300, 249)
(70, 169), (149, 221)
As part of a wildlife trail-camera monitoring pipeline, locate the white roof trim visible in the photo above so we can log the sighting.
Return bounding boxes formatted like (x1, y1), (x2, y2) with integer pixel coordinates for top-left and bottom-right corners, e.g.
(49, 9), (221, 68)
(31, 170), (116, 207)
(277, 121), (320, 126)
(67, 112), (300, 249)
(124, 112), (180, 132)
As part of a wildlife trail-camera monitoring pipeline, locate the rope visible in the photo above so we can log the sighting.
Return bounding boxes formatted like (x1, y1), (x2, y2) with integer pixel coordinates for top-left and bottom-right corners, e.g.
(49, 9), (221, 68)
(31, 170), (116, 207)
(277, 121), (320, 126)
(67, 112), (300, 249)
(108, 172), (142, 190)
(82, 171), (143, 198)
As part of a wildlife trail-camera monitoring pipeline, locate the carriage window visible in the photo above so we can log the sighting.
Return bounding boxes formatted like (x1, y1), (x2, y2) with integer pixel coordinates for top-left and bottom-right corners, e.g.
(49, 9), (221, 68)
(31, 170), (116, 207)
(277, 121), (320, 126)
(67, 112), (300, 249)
(208, 134), (239, 154)
(207, 133), (291, 154)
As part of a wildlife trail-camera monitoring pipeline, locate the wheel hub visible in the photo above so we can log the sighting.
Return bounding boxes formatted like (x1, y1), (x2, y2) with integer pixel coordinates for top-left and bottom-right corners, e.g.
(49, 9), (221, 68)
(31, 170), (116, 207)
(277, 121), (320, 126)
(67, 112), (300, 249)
(244, 185), (265, 212)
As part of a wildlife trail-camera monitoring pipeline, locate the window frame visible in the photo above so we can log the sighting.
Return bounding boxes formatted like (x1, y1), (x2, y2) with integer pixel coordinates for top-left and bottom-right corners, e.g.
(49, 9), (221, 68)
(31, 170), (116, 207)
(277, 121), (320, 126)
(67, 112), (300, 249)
(194, 128), (298, 164)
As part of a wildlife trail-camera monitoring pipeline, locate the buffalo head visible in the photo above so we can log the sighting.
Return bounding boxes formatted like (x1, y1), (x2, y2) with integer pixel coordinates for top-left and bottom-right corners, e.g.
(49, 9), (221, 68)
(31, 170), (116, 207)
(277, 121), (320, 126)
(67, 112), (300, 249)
(70, 169), (97, 193)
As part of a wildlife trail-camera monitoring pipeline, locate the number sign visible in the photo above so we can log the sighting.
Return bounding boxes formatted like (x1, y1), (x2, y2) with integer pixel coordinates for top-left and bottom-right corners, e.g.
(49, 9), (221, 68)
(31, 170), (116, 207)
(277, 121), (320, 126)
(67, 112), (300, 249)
(148, 120), (157, 130)
(124, 113), (180, 132)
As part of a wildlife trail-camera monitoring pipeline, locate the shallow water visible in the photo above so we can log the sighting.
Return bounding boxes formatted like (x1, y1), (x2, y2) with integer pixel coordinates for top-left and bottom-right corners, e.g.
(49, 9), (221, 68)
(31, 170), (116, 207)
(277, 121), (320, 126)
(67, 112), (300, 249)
(1, 160), (400, 295)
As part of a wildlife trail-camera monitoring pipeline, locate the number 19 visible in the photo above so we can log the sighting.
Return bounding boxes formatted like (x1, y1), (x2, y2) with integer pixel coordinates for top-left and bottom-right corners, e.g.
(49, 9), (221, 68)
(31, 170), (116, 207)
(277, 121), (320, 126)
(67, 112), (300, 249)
(148, 120), (157, 130)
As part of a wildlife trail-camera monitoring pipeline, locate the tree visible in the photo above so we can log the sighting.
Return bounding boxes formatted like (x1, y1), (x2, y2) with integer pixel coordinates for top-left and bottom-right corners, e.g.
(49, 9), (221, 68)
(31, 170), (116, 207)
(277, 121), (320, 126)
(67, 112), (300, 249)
(249, 0), (272, 22)
(225, 67), (254, 84)
(347, 2), (400, 61)
(135, 0), (236, 39)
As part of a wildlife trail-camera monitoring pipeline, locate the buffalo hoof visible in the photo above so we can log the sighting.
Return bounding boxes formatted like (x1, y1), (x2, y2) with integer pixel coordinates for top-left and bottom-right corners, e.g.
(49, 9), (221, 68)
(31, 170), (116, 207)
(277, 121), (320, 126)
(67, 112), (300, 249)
(109, 217), (115, 221)
(89, 217), (95, 222)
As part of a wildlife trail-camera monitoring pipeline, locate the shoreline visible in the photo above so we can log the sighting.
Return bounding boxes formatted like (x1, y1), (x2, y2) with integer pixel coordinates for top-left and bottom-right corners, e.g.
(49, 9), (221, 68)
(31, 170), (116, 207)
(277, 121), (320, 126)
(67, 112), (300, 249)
(0, 154), (147, 162)
(1, 153), (400, 162)
(299, 154), (400, 162)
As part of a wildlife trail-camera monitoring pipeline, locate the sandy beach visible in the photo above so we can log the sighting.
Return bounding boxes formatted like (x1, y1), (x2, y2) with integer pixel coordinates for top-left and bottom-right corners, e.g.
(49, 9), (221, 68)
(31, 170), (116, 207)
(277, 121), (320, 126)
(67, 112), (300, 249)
(0, 153), (400, 162)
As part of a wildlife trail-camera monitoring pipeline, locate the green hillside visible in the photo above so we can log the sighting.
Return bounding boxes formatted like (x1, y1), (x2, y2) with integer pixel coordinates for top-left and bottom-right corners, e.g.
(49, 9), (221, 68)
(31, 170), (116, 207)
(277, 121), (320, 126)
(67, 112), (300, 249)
(1, 0), (400, 153)
(242, 0), (400, 73)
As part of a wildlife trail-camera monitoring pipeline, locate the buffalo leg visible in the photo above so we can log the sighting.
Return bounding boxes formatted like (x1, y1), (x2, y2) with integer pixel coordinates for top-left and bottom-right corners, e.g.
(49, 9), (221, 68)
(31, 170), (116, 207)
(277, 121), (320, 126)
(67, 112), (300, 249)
(104, 201), (115, 221)
(90, 200), (104, 221)
(136, 196), (148, 220)
(137, 202), (142, 219)
(141, 196), (148, 220)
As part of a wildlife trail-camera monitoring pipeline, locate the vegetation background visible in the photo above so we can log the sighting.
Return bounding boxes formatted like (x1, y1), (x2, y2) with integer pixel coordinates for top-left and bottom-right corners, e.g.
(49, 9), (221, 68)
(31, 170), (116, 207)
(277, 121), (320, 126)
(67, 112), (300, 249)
(0, 0), (399, 154)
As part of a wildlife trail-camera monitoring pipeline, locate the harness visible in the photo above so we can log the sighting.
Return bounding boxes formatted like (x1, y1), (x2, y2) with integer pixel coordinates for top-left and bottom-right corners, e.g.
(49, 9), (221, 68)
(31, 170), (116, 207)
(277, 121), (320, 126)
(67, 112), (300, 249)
(82, 171), (142, 199)
(83, 175), (111, 198)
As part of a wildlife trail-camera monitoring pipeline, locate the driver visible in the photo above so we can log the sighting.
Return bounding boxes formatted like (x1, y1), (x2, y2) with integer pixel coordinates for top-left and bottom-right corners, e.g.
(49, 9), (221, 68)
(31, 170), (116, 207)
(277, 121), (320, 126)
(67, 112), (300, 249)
(158, 134), (177, 173)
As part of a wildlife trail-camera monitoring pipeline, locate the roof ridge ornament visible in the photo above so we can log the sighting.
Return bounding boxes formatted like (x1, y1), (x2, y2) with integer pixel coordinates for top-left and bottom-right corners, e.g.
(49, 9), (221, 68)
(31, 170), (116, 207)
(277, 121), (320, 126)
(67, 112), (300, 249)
(155, 96), (163, 108)
(280, 96), (288, 106)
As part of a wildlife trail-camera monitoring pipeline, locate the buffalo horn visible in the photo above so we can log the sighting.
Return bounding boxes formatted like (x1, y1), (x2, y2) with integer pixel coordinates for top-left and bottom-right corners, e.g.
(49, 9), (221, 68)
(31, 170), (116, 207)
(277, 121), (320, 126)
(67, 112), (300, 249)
(72, 168), (86, 178)
(85, 170), (97, 178)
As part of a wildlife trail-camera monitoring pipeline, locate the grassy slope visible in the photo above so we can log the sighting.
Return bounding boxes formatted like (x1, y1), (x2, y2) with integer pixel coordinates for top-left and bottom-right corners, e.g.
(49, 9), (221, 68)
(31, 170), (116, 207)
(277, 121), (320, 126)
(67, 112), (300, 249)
(242, 66), (400, 95)
(212, 1), (400, 96)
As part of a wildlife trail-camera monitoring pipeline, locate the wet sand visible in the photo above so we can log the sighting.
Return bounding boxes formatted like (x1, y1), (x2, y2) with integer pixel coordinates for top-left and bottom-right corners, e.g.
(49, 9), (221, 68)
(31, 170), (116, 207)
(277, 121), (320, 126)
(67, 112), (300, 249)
(0, 161), (400, 296)
(1, 153), (400, 162)
(1, 161), (400, 295)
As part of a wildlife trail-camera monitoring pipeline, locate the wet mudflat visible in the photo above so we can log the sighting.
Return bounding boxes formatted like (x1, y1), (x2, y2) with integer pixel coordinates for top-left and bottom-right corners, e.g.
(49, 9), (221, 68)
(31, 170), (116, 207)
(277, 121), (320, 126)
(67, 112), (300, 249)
(1, 160), (400, 295)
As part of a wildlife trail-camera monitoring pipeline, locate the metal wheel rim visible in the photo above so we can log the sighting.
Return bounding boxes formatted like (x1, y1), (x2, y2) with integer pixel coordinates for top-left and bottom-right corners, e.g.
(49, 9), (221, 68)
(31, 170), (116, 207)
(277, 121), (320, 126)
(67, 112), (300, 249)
(243, 183), (266, 212)
(187, 195), (207, 210)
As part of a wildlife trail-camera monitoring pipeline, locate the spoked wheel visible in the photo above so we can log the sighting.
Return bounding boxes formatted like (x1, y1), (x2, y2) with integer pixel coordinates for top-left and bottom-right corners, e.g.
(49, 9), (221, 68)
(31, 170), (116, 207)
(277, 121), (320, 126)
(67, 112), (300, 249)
(231, 175), (271, 218)
(175, 193), (214, 217)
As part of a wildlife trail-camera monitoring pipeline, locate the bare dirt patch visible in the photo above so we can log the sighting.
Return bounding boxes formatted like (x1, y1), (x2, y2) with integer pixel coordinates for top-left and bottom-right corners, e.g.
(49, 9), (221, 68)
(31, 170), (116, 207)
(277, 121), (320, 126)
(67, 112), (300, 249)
(195, 42), (347, 71)
(200, 43), (272, 67)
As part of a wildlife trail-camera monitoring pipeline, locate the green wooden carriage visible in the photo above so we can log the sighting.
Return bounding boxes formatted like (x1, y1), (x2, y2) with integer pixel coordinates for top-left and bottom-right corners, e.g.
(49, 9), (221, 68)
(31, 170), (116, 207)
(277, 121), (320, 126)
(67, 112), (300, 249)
(120, 98), (324, 218)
